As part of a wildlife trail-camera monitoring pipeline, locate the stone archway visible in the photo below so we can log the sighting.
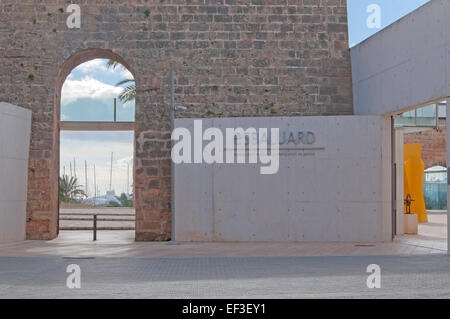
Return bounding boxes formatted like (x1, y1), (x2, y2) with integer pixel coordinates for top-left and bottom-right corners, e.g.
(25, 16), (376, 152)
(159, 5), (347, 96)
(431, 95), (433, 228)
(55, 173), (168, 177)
(56, 49), (136, 235)
(25, 48), (171, 241)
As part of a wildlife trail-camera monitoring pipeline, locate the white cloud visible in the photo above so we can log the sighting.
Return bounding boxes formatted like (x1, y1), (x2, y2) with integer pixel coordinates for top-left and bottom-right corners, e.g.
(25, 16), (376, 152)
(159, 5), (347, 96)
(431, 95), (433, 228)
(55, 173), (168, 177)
(76, 59), (133, 79)
(76, 59), (107, 73)
(61, 76), (123, 105)
(62, 59), (135, 106)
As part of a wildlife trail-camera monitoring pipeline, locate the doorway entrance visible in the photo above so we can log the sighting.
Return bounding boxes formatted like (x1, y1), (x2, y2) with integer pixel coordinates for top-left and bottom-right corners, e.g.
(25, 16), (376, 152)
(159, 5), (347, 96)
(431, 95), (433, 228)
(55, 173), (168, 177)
(392, 101), (448, 252)
(58, 56), (136, 241)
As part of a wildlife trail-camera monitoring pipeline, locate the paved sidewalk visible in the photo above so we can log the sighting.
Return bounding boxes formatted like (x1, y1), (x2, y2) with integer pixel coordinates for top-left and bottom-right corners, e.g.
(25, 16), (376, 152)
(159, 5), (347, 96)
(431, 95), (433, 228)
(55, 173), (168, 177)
(0, 212), (447, 299)
(0, 229), (446, 259)
(0, 211), (446, 259)
(0, 254), (449, 298)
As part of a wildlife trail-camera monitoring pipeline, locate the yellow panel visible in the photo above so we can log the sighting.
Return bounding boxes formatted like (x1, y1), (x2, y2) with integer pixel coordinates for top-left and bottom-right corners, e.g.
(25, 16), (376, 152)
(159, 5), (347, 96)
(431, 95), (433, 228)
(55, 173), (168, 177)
(404, 144), (428, 223)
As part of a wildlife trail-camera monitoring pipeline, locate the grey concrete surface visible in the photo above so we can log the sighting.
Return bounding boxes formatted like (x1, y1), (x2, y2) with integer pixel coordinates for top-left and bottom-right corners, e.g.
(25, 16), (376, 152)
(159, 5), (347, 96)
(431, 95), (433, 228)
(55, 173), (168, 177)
(0, 254), (449, 298)
(0, 102), (31, 243)
(351, 0), (449, 116)
(175, 116), (392, 242)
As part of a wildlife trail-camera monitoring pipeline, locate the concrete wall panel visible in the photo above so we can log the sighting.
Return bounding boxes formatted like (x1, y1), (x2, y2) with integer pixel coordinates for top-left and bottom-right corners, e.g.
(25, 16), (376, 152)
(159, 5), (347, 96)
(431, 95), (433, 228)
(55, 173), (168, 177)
(175, 115), (391, 242)
(0, 102), (32, 243)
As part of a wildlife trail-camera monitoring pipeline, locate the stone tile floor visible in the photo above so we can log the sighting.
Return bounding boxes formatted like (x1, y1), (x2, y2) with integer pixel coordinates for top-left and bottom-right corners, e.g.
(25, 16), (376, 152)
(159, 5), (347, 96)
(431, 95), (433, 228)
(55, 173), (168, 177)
(0, 254), (449, 298)
(0, 212), (446, 259)
(0, 211), (447, 298)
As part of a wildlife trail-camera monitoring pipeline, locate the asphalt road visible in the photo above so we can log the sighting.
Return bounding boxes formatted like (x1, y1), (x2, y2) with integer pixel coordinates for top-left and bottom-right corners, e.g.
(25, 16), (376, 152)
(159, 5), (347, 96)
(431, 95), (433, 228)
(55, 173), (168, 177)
(0, 254), (449, 298)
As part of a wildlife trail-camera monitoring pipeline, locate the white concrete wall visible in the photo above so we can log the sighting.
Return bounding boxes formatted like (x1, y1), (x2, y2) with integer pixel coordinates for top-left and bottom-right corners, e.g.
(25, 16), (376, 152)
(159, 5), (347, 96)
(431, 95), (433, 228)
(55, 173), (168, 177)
(351, 0), (449, 116)
(395, 129), (405, 236)
(0, 102), (32, 243)
(174, 115), (392, 242)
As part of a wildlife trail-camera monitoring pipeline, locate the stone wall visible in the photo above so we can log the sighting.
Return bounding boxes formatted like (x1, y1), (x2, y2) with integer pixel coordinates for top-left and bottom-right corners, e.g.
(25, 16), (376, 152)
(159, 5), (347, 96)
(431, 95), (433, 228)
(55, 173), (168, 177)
(404, 120), (447, 169)
(0, 0), (353, 241)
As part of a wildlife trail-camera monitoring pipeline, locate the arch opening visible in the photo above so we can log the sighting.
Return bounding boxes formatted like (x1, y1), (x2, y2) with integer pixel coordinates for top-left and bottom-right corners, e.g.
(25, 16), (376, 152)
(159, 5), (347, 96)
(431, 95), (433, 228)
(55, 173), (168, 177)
(55, 50), (137, 241)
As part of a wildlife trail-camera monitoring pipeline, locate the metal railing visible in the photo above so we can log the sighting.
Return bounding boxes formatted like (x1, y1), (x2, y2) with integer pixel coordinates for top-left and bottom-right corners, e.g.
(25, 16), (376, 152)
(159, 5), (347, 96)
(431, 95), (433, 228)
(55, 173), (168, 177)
(93, 214), (97, 241)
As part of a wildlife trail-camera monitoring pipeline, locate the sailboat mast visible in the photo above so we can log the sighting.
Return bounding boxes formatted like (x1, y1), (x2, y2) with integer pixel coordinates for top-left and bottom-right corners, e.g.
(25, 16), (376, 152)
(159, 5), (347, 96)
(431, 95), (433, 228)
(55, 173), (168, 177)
(94, 164), (97, 199)
(84, 160), (88, 197)
(109, 152), (113, 191)
(127, 163), (130, 195)
(73, 157), (76, 179)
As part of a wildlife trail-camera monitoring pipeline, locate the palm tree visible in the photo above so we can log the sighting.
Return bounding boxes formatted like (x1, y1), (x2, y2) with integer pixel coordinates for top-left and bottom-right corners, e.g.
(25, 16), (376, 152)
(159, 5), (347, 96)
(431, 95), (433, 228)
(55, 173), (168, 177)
(117, 192), (133, 207)
(59, 175), (87, 203)
(107, 59), (136, 103)
(116, 78), (136, 103)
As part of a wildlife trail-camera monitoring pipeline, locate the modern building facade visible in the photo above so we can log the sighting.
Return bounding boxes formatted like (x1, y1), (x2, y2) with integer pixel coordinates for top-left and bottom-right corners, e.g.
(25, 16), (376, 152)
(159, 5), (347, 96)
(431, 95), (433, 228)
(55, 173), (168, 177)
(0, 0), (448, 247)
(0, 0), (353, 241)
(350, 0), (449, 245)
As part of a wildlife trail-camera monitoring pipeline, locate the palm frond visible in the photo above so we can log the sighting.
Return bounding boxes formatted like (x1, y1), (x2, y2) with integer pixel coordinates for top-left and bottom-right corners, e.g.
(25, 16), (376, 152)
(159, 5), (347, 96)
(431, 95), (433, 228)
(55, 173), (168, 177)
(106, 59), (121, 70)
(118, 85), (136, 103)
(59, 175), (86, 203)
(106, 59), (137, 102)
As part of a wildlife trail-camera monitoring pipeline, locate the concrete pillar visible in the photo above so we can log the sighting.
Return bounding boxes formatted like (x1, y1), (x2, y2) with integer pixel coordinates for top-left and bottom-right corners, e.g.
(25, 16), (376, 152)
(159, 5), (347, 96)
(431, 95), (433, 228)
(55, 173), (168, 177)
(395, 128), (405, 236)
(382, 116), (393, 241)
(447, 98), (450, 254)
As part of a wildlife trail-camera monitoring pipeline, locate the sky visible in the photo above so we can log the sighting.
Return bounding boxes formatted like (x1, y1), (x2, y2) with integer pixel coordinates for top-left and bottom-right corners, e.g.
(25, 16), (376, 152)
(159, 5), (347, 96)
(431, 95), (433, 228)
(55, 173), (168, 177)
(60, 1), (430, 197)
(347, 0), (430, 47)
(61, 59), (135, 121)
